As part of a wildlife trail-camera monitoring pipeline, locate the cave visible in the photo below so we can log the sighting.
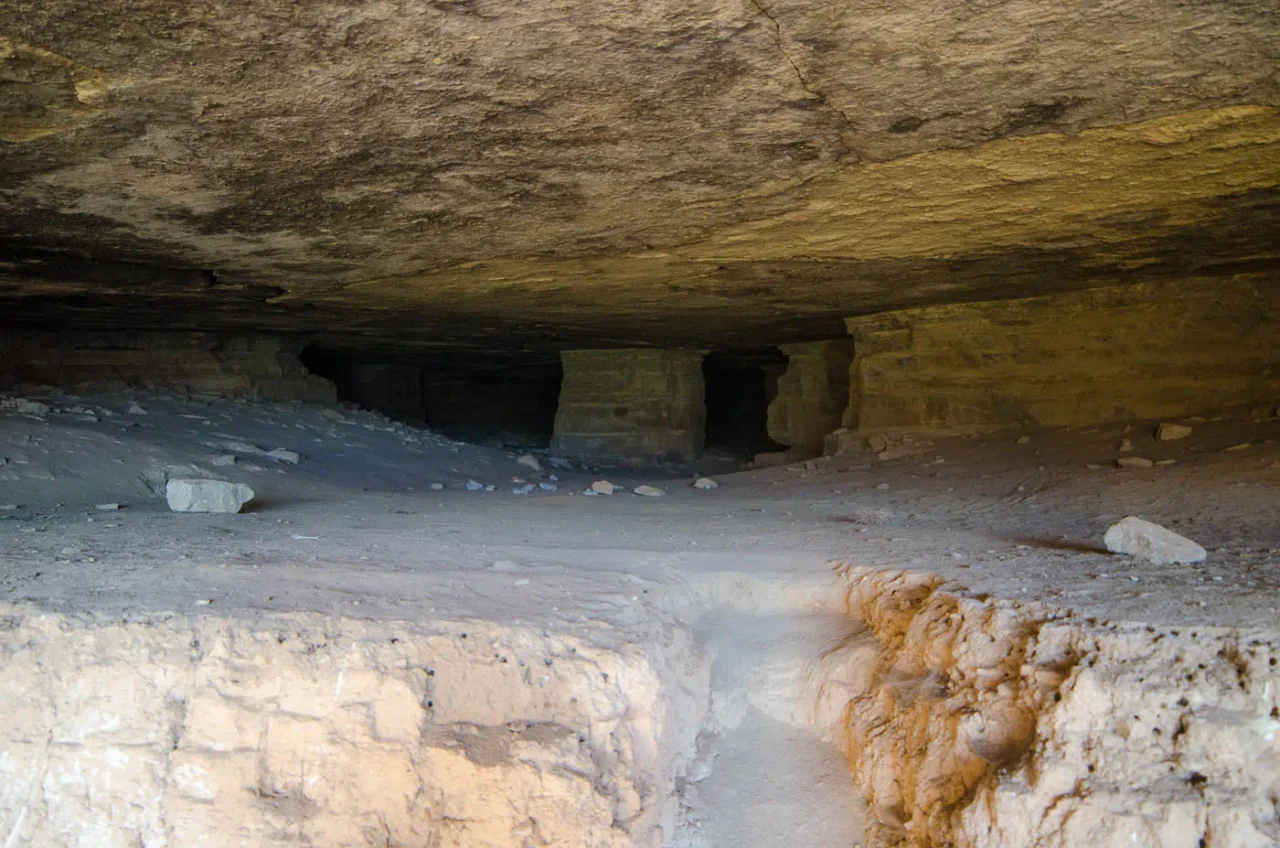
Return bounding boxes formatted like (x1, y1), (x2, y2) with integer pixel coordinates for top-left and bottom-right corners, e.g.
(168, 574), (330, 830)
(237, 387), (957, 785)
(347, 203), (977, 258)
(1, 2), (1278, 846)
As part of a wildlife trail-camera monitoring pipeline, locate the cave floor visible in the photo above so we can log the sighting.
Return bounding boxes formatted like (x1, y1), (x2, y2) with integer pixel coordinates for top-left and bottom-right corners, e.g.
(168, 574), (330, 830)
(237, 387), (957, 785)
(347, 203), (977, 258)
(1, 389), (1277, 846)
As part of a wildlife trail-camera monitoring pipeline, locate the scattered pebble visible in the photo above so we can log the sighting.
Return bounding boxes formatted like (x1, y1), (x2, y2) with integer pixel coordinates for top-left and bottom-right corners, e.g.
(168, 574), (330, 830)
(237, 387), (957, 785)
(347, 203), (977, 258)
(0, 504), (18, 511)
(1224, 443), (1251, 451)
(465, 479), (485, 491)
(1104, 516), (1206, 565)
(538, 482), (558, 491)
(1116, 457), (1153, 469)
(126, 402), (148, 415)
(517, 454), (543, 472)
(590, 480), (617, 496)
(693, 477), (719, 490)
(1154, 459), (1177, 466)
(512, 484), (536, 495)
(1118, 438), (1135, 452)
(266, 449), (301, 464)
(95, 503), (120, 511)
(1, 398), (50, 416)
(429, 483), (445, 491)
(875, 482), (890, 490)
(1017, 435), (1031, 444)
(209, 454), (237, 467)
(633, 485), (665, 497)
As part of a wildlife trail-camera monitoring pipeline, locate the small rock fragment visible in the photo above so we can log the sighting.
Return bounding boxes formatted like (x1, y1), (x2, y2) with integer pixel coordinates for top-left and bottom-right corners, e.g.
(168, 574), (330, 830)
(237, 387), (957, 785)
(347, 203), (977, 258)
(0, 504), (18, 511)
(1116, 457), (1153, 469)
(590, 480), (617, 495)
(693, 477), (719, 489)
(1154, 459), (1177, 466)
(1224, 443), (1251, 451)
(266, 449), (301, 464)
(538, 482), (558, 491)
(517, 454), (543, 472)
(126, 402), (148, 415)
(512, 484), (535, 495)
(95, 503), (120, 511)
(1016, 435), (1031, 444)
(1104, 516), (1206, 564)
(165, 479), (254, 514)
(209, 454), (237, 467)
(633, 485), (665, 497)
(1156, 423), (1192, 441)
(1118, 438), (1135, 452)
(465, 479), (485, 491)
(429, 483), (445, 491)
(491, 559), (522, 572)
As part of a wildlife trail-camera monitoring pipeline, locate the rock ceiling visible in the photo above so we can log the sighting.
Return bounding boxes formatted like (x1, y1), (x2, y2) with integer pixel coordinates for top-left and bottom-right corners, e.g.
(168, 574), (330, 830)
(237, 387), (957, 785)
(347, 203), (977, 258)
(1, 0), (1277, 352)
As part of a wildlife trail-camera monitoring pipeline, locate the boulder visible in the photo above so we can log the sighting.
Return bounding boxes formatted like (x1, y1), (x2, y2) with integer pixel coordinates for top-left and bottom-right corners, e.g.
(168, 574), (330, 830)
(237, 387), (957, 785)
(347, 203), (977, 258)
(166, 479), (254, 514)
(1104, 516), (1206, 565)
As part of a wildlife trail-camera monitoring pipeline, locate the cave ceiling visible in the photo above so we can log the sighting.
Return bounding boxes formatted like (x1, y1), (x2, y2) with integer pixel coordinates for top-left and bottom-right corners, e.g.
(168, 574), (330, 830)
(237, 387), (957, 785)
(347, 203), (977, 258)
(1, 0), (1278, 353)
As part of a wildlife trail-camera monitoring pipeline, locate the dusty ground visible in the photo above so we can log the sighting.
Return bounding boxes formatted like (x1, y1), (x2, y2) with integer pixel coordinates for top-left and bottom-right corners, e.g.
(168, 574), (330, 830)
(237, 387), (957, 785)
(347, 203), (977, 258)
(1, 389), (1277, 846)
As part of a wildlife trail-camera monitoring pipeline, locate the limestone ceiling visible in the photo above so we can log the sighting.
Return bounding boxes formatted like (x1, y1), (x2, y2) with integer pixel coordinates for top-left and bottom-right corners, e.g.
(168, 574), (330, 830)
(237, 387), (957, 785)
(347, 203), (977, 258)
(1, 0), (1278, 351)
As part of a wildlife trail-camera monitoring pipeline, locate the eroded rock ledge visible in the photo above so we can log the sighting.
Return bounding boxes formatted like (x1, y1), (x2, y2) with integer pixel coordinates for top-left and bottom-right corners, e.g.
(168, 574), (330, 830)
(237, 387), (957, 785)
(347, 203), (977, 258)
(819, 567), (1280, 847)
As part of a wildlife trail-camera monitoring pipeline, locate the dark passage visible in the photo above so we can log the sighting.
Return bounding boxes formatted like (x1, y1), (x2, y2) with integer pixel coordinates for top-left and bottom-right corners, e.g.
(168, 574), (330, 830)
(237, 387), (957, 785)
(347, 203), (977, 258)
(301, 347), (561, 448)
(702, 349), (787, 459)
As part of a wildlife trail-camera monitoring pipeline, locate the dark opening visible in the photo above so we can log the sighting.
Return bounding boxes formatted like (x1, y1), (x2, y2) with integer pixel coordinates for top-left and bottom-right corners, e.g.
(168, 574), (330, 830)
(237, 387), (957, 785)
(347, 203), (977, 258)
(300, 346), (562, 448)
(702, 349), (787, 459)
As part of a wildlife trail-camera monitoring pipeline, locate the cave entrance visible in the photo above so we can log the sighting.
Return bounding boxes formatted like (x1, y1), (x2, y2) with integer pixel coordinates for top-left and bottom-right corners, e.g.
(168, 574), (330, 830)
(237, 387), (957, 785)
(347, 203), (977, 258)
(300, 346), (562, 449)
(702, 349), (787, 460)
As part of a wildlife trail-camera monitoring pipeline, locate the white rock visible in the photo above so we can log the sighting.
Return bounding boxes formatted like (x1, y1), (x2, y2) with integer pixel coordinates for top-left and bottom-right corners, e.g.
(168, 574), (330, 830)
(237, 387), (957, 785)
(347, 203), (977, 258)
(95, 503), (120, 511)
(165, 479), (254, 514)
(633, 485), (665, 497)
(126, 402), (148, 415)
(266, 449), (301, 464)
(0, 504), (18, 511)
(693, 477), (719, 489)
(1, 398), (49, 416)
(1116, 457), (1153, 468)
(429, 483), (445, 491)
(590, 480), (617, 495)
(1104, 516), (1206, 565)
(1156, 423), (1192, 441)
(517, 454), (543, 472)
(465, 479), (485, 491)
(209, 454), (238, 467)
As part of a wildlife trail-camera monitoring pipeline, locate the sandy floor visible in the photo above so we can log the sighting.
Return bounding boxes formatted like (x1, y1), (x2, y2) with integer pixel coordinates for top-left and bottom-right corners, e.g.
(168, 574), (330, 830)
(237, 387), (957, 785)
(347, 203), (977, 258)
(1, 388), (1277, 845)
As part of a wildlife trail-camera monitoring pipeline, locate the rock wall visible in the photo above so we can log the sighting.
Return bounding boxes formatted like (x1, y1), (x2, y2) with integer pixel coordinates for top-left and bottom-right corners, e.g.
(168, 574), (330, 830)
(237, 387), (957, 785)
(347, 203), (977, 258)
(815, 567), (1280, 848)
(0, 605), (707, 848)
(766, 340), (854, 458)
(552, 349), (707, 462)
(840, 278), (1279, 436)
(0, 331), (336, 403)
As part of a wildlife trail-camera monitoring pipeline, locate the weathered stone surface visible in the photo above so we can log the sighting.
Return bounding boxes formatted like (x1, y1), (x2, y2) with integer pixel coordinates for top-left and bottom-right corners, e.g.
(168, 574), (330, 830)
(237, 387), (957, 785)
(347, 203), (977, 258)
(0, 0), (1277, 349)
(0, 606), (703, 848)
(0, 330), (336, 402)
(1104, 516), (1207, 564)
(766, 340), (853, 459)
(842, 278), (1280, 434)
(165, 478), (254, 513)
(553, 350), (706, 463)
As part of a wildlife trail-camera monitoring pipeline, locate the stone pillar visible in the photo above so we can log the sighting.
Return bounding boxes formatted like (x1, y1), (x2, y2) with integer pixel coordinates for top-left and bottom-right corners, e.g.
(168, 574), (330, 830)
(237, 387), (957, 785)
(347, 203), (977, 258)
(552, 349), (707, 463)
(766, 339), (854, 458)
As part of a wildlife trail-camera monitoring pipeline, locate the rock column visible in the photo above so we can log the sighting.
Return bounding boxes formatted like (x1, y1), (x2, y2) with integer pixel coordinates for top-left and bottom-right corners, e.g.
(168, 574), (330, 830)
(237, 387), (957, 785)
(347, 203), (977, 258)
(765, 340), (854, 458)
(552, 349), (707, 462)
